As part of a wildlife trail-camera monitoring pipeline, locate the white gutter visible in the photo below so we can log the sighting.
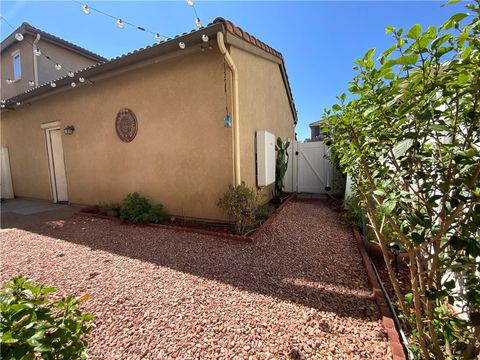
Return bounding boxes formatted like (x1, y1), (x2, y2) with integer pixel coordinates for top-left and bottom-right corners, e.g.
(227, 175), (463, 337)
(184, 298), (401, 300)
(33, 34), (40, 86)
(217, 31), (241, 186)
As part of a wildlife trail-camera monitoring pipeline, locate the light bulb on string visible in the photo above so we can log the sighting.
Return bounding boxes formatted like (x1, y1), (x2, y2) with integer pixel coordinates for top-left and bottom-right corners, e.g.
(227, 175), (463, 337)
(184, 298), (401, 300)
(79, 77), (85, 83)
(15, 33), (24, 41)
(1, 104), (5, 109)
(28, 81), (35, 87)
(155, 33), (162, 43)
(33, 48), (41, 57)
(179, 42), (186, 49)
(71, 82), (77, 88)
(116, 19), (124, 29)
(6, 78), (13, 85)
(50, 82), (57, 88)
(82, 4), (90, 15)
(55, 63), (62, 70)
(195, 18), (202, 29)
(202, 34), (209, 43)
(16, 102), (21, 106)
(1, 100), (5, 104)
(68, 71), (75, 78)
(186, 0), (194, 6)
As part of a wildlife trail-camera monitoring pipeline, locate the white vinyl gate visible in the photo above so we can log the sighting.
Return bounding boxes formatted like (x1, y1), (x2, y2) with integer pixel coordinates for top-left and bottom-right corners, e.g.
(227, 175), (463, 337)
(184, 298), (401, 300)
(284, 140), (341, 194)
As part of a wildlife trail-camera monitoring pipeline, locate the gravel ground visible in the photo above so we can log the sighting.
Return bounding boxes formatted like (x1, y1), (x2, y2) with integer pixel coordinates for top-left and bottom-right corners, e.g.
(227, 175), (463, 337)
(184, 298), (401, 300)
(0, 199), (390, 359)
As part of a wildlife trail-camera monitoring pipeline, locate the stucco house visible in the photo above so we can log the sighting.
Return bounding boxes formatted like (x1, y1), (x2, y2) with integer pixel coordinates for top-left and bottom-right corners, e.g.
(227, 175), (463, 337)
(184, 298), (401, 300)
(308, 119), (328, 142)
(1, 18), (297, 220)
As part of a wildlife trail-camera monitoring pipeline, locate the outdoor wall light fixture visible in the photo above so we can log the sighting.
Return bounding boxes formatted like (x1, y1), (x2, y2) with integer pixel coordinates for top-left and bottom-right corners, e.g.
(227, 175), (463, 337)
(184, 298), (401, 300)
(64, 125), (75, 135)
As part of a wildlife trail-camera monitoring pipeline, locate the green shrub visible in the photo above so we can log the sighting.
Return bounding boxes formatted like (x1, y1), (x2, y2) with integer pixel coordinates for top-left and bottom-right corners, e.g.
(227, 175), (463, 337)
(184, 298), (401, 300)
(254, 204), (275, 221)
(343, 195), (363, 230)
(216, 182), (257, 235)
(0, 276), (93, 359)
(146, 204), (167, 224)
(119, 192), (152, 223)
(119, 193), (167, 224)
(98, 202), (120, 216)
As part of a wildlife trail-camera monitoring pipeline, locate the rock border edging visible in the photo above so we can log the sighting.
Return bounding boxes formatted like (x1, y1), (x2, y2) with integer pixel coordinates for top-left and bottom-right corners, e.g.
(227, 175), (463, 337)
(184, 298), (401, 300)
(352, 227), (406, 360)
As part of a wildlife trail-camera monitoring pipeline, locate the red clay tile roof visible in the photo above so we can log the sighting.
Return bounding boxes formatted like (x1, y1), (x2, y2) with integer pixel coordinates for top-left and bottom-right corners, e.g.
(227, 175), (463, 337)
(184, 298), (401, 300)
(214, 18), (283, 60)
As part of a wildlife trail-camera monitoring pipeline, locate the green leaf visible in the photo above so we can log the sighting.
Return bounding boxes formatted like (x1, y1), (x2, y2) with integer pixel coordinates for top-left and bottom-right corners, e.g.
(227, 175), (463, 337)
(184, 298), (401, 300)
(396, 54), (418, 65)
(1, 331), (18, 344)
(442, 0), (461, 6)
(385, 25), (395, 34)
(393, 139), (414, 158)
(373, 190), (386, 197)
(406, 24), (422, 39)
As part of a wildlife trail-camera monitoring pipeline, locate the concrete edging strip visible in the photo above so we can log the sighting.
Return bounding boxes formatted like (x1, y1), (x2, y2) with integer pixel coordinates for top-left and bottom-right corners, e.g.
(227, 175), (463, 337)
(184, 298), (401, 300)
(352, 227), (407, 360)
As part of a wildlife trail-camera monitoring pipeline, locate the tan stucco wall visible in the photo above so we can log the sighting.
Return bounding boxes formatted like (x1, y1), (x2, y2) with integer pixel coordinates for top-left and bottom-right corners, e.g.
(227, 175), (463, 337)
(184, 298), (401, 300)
(1, 35), (35, 99)
(230, 46), (295, 198)
(1, 48), (233, 220)
(36, 40), (99, 85)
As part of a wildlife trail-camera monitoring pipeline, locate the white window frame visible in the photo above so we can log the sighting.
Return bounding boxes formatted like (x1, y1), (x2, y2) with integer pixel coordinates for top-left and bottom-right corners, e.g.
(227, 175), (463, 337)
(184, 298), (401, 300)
(11, 49), (21, 81)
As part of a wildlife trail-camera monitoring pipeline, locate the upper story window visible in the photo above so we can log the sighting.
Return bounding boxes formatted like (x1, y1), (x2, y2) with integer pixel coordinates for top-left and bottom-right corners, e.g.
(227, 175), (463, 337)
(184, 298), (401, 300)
(12, 50), (21, 81)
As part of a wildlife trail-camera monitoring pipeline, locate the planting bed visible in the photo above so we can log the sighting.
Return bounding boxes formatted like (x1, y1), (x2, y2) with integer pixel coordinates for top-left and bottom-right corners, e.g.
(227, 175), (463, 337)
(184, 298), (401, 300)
(80, 194), (295, 241)
(1, 199), (390, 359)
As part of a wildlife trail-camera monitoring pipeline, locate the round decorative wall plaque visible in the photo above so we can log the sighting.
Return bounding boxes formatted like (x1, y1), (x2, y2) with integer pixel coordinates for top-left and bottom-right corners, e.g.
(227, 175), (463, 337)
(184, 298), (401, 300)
(115, 108), (138, 142)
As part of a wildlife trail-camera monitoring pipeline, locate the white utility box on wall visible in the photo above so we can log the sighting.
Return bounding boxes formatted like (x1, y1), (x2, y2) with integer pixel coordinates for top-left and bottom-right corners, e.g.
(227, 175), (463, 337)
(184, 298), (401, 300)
(256, 130), (276, 187)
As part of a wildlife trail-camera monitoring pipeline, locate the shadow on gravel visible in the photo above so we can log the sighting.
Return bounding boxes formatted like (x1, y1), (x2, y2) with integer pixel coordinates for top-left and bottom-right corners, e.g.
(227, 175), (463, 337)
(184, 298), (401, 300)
(19, 199), (377, 321)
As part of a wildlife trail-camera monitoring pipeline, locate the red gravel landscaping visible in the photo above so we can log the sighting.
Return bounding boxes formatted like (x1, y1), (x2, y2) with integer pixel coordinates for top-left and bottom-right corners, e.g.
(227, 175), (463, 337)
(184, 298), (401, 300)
(0, 199), (390, 359)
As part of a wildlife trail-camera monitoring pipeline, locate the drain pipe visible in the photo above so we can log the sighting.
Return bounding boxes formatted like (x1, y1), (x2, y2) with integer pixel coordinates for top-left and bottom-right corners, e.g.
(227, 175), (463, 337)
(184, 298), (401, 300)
(217, 31), (241, 186)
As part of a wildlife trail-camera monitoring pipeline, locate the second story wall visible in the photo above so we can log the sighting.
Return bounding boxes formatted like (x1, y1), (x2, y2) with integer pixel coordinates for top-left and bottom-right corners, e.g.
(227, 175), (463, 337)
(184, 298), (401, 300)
(36, 39), (100, 85)
(1, 35), (35, 99)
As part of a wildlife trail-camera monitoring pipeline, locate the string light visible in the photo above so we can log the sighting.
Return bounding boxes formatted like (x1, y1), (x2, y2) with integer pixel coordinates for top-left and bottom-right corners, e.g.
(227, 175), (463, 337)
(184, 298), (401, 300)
(82, 4), (90, 15)
(68, 71), (75, 77)
(16, 102), (21, 106)
(195, 18), (202, 29)
(202, 34), (209, 42)
(179, 42), (186, 49)
(15, 33), (24, 41)
(6, 78), (13, 84)
(28, 81), (35, 86)
(79, 77), (85, 83)
(73, 1), (170, 42)
(55, 63), (62, 70)
(1, 100), (5, 104)
(33, 48), (41, 57)
(71, 82), (77, 88)
(50, 82), (57, 88)
(155, 33), (161, 43)
(186, 0), (194, 6)
(1, 104), (5, 109)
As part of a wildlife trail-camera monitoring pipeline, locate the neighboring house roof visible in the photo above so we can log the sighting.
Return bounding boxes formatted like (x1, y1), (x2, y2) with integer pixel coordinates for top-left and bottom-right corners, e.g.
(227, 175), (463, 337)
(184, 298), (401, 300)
(309, 120), (323, 127)
(1, 18), (297, 123)
(1, 22), (107, 62)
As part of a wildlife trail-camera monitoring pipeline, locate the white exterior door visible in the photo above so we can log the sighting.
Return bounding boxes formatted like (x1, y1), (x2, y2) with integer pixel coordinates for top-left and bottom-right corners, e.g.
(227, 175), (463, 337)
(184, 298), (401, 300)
(44, 125), (68, 203)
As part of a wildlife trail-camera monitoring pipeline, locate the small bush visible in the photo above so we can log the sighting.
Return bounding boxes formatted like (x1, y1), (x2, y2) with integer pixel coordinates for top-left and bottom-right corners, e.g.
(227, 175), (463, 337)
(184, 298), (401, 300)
(254, 204), (275, 221)
(216, 182), (257, 235)
(119, 193), (167, 224)
(343, 195), (364, 230)
(119, 192), (152, 223)
(146, 204), (167, 224)
(98, 202), (120, 216)
(0, 276), (93, 359)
